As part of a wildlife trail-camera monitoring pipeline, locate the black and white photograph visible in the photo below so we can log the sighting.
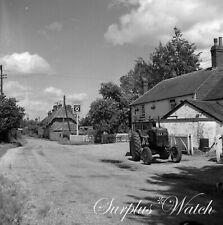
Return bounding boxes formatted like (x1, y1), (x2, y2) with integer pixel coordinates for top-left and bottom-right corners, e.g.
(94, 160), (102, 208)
(0, 0), (223, 224)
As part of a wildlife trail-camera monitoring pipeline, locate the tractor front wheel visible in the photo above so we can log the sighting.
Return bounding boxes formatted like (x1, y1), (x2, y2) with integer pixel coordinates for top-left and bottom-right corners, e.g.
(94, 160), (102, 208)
(141, 147), (152, 165)
(159, 148), (170, 159)
(130, 131), (141, 161)
(170, 146), (182, 163)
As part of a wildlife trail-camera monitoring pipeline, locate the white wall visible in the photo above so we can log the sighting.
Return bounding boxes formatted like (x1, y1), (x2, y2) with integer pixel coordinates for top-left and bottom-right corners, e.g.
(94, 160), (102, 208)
(160, 103), (221, 149)
(131, 94), (194, 121)
(161, 121), (217, 148)
(170, 104), (207, 119)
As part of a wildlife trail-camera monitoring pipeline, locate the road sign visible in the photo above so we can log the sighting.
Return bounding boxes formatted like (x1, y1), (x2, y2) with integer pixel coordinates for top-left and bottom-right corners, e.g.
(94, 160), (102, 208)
(74, 104), (81, 112)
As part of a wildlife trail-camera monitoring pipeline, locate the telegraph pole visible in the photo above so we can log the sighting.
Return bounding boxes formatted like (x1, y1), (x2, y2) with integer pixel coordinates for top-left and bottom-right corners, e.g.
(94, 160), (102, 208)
(0, 65), (7, 96)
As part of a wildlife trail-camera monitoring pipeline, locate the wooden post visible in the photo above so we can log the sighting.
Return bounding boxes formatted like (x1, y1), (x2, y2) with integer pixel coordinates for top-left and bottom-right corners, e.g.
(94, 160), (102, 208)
(190, 134), (194, 155)
(187, 134), (190, 155)
(76, 112), (79, 136)
(62, 95), (65, 139)
(216, 135), (223, 163)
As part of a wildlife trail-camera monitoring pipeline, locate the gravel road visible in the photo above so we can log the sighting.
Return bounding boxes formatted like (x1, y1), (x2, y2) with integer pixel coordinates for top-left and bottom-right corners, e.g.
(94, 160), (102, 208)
(0, 138), (223, 225)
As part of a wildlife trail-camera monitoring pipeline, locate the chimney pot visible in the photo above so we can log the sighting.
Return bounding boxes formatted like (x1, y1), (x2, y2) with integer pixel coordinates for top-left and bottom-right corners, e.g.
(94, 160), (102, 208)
(53, 105), (58, 111)
(211, 37), (223, 68)
(219, 37), (222, 46)
(214, 38), (218, 46)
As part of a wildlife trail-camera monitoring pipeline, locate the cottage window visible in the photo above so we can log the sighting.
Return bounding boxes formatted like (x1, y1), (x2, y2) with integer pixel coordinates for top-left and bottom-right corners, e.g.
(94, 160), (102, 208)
(170, 99), (177, 109)
(141, 105), (145, 118)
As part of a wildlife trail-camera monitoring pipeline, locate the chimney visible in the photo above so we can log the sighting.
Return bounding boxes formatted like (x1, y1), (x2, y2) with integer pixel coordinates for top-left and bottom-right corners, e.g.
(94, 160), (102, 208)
(58, 103), (62, 109)
(48, 111), (52, 116)
(53, 105), (58, 111)
(143, 79), (148, 94)
(211, 37), (223, 68)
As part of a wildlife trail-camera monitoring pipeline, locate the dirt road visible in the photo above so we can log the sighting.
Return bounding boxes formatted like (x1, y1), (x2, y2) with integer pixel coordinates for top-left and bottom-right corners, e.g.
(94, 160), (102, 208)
(0, 138), (223, 225)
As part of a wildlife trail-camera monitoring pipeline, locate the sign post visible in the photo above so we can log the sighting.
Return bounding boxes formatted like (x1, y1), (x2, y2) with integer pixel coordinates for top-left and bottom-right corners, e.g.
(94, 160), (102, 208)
(73, 104), (81, 136)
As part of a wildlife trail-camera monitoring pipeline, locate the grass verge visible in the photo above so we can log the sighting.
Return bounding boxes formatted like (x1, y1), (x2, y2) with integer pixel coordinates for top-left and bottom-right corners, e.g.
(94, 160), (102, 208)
(0, 175), (26, 225)
(0, 138), (26, 159)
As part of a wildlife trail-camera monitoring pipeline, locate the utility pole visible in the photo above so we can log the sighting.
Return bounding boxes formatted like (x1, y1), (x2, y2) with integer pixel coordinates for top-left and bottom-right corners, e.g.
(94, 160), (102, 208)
(0, 65), (7, 96)
(62, 95), (65, 139)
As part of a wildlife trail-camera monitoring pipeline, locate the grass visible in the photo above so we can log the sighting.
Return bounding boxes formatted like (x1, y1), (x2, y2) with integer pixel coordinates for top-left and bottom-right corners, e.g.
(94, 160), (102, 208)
(0, 143), (15, 158)
(0, 137), (26, 159)
(0, 175), (26, 225)
(0, 139), (27, 225)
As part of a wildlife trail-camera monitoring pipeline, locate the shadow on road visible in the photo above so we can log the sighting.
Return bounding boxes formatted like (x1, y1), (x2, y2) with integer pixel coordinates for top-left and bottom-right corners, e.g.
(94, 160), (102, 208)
(100, 159), (139, 171)
(125, 165), (223, 225)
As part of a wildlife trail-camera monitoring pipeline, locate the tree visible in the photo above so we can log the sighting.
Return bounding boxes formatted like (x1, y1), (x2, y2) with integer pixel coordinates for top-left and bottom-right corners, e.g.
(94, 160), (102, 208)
(120, 27), (201, 98)
(79, 115), (92, 127)
(0, 95), (25, 142)
(99, 82), (123, 102)
(150, 27), (201, 83)
(87, 82), (130, 134)
(120, 57), (153, 101)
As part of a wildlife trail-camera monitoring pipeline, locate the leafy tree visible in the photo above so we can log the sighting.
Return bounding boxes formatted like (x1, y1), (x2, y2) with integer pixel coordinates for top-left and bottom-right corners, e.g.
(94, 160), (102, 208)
(120, 27), (201, 98)
(120, 57), (152, 101)
(87, 82), (130, 134)
(99, 82), (123, 102)
(0, 95), (25, 142)
(79, 115), (92, 127)
(151, 27), (201, 82)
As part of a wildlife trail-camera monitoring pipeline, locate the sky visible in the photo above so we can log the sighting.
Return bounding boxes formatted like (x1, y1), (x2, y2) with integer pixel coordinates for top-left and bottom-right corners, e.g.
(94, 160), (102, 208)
(1, 0), (223, 120)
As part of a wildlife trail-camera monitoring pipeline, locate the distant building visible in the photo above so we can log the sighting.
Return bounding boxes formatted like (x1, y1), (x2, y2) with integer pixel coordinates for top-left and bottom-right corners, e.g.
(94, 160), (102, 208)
(40, 104), (77, 141)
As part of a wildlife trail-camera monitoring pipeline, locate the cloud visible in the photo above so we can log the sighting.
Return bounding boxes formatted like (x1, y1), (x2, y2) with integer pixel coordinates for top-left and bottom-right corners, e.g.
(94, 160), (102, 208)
(198, 48), (212, 69)
(108, 0), (139, 8)
(0, 52), (52, 74)
(38, 21), (63, 40)
(67, 93), (88, 103)
(4, 82), (89, 119)
(3, 81), (46, 118)
(44, 86), (63, 97)
(46, 22), (63, 32)
(19, 97), (48, 113)
(44, 86), (88, 103)
(4, 81), (28, 98)
(105, 0), (223, 48)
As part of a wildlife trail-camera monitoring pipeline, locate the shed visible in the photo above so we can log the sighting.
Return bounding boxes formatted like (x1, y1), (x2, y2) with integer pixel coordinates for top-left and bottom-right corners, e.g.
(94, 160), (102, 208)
(161, 100), (223, 149)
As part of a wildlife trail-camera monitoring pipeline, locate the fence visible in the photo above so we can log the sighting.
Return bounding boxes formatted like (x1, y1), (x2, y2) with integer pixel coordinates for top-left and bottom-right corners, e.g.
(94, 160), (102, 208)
(101, 133), (129, 144)
(169, 134), (194, 155)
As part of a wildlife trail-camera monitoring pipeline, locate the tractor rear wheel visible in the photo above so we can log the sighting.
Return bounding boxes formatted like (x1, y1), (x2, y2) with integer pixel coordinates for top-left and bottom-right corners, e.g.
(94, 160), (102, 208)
(170, 146), (182, 163)
(130, 131), (141, 161)
(141, 147), (152, 165)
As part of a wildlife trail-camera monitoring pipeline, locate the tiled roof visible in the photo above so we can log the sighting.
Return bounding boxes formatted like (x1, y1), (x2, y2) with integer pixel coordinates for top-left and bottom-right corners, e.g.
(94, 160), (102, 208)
(162, 100), (223, 123)
(41, 106), (76, 126)
(50, 121), (76, 132)
(131, 68), (223, 106)
(47, 106), (76, 125)
(204, 76), (223, 100)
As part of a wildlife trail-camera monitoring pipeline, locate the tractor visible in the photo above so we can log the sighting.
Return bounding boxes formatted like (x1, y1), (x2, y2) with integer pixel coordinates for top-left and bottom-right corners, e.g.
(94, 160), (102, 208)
(129, 120), (182, 165)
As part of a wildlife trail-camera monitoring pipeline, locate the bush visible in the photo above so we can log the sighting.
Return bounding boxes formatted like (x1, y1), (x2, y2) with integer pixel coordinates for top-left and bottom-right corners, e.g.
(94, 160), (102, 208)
(0, 96), (24, 142)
